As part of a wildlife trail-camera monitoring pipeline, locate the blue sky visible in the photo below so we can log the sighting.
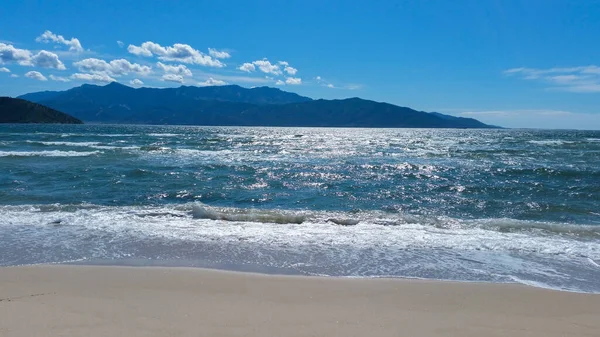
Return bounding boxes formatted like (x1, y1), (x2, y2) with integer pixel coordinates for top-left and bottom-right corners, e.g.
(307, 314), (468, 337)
(1, 0), (600, 129)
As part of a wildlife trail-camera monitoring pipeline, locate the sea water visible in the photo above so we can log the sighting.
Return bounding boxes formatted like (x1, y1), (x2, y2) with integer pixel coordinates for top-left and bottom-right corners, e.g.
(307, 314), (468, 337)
(1, 124), (599, 293)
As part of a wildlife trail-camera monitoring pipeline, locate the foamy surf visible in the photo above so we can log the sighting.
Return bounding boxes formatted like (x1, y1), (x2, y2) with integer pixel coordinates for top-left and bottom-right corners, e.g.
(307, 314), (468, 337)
(192, 202), (306, 224)
(0, 150), (101, 157)
(1, 202), (600, 293)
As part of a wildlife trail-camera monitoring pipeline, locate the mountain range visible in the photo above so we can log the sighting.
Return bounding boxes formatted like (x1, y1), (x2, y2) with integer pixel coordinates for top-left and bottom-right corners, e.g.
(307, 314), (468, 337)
(0, 97), (83, 124)
(17, 83), (495, 128)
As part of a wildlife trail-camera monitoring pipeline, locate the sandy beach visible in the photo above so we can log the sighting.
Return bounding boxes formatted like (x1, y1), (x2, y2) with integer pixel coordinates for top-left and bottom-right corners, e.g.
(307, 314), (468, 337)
(0, 265), (598, 336)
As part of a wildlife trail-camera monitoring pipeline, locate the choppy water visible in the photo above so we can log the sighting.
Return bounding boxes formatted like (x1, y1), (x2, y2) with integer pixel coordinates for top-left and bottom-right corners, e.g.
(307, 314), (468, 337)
(1, 124), (599, 293)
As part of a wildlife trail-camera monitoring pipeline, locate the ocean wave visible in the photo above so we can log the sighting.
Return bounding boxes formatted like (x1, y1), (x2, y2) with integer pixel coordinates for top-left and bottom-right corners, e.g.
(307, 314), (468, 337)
(8, 202), (598, 239)
(148, 133), (180, 137)
(26, 140), (102, 147)
(192, 203), (306, 224)
(528, 140), (575, 146)
(2, 202), (599, 292)
(0, 150), (101, 157)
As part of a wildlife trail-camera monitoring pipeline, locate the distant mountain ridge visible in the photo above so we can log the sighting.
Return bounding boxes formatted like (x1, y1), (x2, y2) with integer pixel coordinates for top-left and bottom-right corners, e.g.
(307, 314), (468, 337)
(18, 83), (496, 128)
(0, 97), (83, 124)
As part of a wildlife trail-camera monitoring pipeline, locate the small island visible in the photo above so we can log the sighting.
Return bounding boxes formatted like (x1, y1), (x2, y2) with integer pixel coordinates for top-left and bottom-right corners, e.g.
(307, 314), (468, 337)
(0, 97), (83, 124)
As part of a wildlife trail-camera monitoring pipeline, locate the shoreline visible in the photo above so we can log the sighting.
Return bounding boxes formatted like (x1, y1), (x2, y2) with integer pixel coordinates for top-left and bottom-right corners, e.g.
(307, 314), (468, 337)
(1, 265), (599, 337)
(7, 259), (600, 295)
(66, 260), (600, 294)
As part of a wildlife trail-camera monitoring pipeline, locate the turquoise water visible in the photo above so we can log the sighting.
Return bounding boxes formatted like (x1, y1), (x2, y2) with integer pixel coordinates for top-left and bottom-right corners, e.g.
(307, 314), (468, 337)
(1, 124), (599, 292)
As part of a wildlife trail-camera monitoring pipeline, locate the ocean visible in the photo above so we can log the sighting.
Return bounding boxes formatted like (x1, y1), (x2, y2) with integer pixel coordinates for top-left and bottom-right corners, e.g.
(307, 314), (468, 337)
(1, 124), (599, 293)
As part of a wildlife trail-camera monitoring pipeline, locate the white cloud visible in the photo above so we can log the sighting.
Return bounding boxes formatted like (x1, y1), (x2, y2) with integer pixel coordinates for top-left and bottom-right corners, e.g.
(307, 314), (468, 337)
(275, 79), (285, 85)
(285, 77), (302, 85)
(327, 83), (334, 88)
(0, 44), (67, 70)
(315, 76), (322, 81)
(161, 74), (184, 83)
(0, 43), (33, 65)
(71, 72), (116, 83)
(49, 74), (70, 82)
(25, 71), (47, 81)
(239, 62), (255, 72)
(10, 74), (18, 78)
(284, 66), (297, 75)
(130, 78), (144, 86)
(156, 62), (192, 76)
(36, 30), (83, 52)
(74, 58), (151, 76)
(252, 59), (282, 75)
(128, 41), (224, 67)
(243, 59), (298, 76)
(505, 66), (600, 93)
(0, 67), (9, 72)
(198, 77), (227, 86)
(127, 44), (152, 57)
(117, 41), (124, 48)
(30, 50), (66, 70)
(208, 48), (230, 59)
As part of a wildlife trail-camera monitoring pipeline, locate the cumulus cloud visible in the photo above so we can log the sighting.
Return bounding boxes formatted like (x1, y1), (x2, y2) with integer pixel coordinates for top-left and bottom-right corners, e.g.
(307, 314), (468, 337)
(31, 50), (66, 70)
(130, 78), (144, 86)
(285, 77), (302, 85)
(284, 66), (297, 75)
(49, 74), (70, 82)
(327, 83), (334, 88)
(239, 62), (255, 72)
(278, 62), (297, 75)
(252, 59), (282, 75)
(505, 66), (600, 93)
(10, 74), (18, 78)
(156, 62), (192, 76)
(275, 79), (285, 85)
(74, 58), (151, 76)
(0, 43), (33, 65)
(127, 44), (152, 57)
(0, 43), (66, 69)
(128, 41), (224, 67)
(36, 30), (83, 52)
(198, 77), (227, 86)
(71, 72), (116, 83)
(208, 48), (230, 59)
(25, 71), (47, 81)
(117, 41), (124, 48)
(241, 59), (299, 78)
(161, 74), (184, 83)
(0, 67), (9, 72)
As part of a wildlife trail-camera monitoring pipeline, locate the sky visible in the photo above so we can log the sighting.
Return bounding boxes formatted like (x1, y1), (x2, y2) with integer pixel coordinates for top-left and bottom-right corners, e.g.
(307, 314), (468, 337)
(1, 0), (600, 129)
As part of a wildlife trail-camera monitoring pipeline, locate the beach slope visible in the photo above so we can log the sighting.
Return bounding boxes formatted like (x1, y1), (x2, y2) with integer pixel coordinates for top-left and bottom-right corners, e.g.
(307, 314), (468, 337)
(0, 265), (598, 337)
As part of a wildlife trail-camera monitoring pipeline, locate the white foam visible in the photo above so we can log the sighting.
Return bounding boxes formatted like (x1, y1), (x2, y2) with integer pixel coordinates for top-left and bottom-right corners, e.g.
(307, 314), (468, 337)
(192, 203), (305, 224)
(528, 140), (573, 146)
(26, 141), (101, 147)
(0, 150), (101, 157)
(148, 133), (180, 137)
(2, 203), (597, 261)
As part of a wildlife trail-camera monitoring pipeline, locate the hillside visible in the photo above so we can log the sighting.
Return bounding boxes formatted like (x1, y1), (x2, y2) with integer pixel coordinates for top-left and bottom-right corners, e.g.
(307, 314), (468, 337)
(18, 83), (496, 128)
(0, 97), (83, 124)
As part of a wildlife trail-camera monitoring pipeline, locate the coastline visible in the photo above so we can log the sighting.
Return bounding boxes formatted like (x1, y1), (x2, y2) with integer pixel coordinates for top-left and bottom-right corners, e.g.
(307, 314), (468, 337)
(1, 265), (599, 337)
